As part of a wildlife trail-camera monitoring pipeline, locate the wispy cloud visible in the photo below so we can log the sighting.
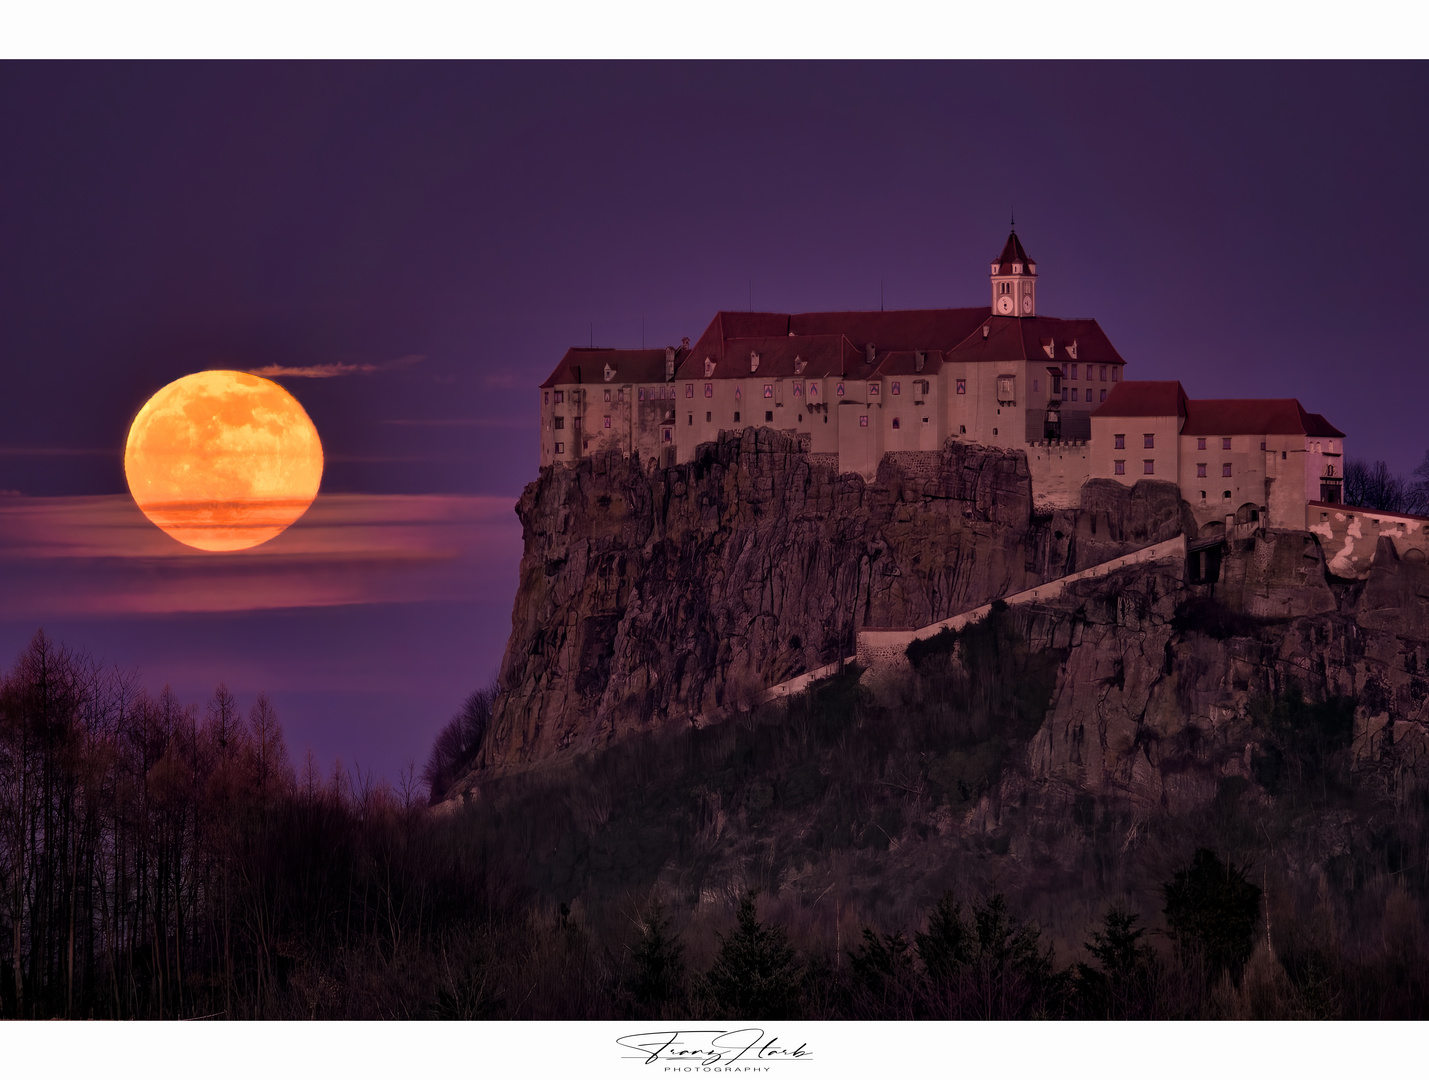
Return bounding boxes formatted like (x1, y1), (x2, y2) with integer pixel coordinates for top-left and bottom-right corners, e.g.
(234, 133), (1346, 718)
(0, 492), (522, 616)
(379, 417), (531, 429)
(248, 354), (426, 379)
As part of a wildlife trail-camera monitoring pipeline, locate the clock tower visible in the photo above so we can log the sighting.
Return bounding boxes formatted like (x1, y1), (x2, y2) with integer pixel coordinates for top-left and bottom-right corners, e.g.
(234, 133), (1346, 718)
(990, 229), (1036, 317)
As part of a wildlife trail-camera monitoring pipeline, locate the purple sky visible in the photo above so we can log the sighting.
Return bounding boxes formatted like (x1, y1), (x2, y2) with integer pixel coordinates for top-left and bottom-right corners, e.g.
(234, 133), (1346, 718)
(2, 62), (1427, 777)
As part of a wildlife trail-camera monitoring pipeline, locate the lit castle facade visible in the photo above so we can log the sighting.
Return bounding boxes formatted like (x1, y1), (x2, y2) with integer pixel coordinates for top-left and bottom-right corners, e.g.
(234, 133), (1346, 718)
(539, 230), (1348, 537)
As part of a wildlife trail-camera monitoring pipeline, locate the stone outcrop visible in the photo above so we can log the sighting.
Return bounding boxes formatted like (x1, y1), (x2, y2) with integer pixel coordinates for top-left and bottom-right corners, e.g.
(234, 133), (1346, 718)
(482, 432), (1185, 770)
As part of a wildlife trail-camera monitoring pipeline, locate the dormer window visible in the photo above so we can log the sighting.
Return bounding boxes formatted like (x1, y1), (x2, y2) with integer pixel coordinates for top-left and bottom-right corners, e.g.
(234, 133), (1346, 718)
(1066, 341), (1078, 360)
(1027, 263), (1036, 274)
(1012, 262), (1022, 274)
(704, 357), (716, 377)
(750, 351), (760, 373)
(991, 262), (1000, 274)
(794, 356), (806, 375)
(604, 364), (615, 381)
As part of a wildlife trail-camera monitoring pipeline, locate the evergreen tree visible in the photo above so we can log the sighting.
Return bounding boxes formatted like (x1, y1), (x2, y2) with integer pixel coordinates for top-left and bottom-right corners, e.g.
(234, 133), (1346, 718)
(630, 903), (685, 1011)
(700, 891), (802, 1019)
(1075, 907), (1157, 1018)
(1163, 848), (1261, 985)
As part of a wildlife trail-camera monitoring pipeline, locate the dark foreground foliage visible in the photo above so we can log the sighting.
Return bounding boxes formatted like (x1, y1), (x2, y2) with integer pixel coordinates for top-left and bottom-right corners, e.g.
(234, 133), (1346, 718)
(4, 626), (1429, 1019)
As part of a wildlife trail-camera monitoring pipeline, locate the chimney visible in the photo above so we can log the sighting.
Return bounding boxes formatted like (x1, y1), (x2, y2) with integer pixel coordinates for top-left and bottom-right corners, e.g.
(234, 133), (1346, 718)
(750, 350), (760, 373)
(865, 343), (876, 365)
(915, 350), (926, 373)
(681, 337), (690, 349)
(665, 346), (675, 380)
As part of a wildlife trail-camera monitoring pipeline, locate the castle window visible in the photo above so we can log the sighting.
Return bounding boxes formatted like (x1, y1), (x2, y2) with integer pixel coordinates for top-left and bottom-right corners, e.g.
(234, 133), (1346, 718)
(765, 410), (773, 422)
(1197, 438), (1206, 450)
(604, 416), (611, 429)
(1260, 441), (1266, 451)
(1282, 451), (1287, 460)
(686, 384), (693, 398)
(1071, 364), (1078, 380)
(1223, 463), (1232, 477)
(956, 380), (966, 395)
(1197, 463), (1207, 477)
(618, 388), (626, 402)
(734, 411), (740, 422)
(837, 383), (845, 397)
(1100, 390), (1107, 402)
(809, 383), (819, 398)
(892, 381), (900, 395)
(735, 386), (742, 399)
(572, 416), (581, 430)
(555, 441), (564, 454)
(794, 383), (803, 396)
(554, 390), (564, 403)
(1061, 363), (1068, 377)
(1111, 367), (1120, 382)
(1144, 434), (1154, 449)
(705, 383), (713, 397)
(688, 414), (692, 425)
(859, 415), (869, 427)
(1222, 437), (1232, 451)
(892, 417), (901, 429)
(1201, 491), (1207, 500)
(959, 425), (966, 434)
(1070, 388), (1078, 402)
(764, 384), (774, 398)
(869, 383), (880, 397)
(1224, 490), (1232, 500)
(1115, 460), (1125, 475)
(1100, 365), (1107, 381)
(706, 411), (711, 422)
(544, 392), (549, 404)
(639, 388), (645, 401)
(603, 389), (611, 403)
(1033, 379), (1039, 392)
(1144, 460), (1155, 475)
(662, 428), (672, 443)
(1114, 434), (1125, 449)
(554, 416), (564, 430)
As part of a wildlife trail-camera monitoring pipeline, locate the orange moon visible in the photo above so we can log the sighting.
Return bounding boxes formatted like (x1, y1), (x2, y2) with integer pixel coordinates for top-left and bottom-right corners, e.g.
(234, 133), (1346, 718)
(124, 370), (324, 552)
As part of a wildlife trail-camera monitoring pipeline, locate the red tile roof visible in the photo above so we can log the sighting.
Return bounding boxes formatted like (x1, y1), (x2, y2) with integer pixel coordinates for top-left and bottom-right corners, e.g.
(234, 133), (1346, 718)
(690, 335), (858, 380)
(945, 315), (1127, 368)
(992, 230), (1034, 273)
(872, 349), (946, 377)
(1093, 381), (1189, 418)
(540, 348), (680, 389)
(1182, 399), (1346, 438)
(788, 308), (990, 351)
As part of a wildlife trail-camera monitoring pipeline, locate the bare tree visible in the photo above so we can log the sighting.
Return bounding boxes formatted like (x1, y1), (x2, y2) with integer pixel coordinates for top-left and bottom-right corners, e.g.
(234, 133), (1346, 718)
(1343, 459), (1412, 514)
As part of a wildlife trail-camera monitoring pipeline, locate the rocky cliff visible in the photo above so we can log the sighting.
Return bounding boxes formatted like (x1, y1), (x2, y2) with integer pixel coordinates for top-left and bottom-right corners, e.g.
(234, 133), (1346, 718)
(482, 431), (1189, 770)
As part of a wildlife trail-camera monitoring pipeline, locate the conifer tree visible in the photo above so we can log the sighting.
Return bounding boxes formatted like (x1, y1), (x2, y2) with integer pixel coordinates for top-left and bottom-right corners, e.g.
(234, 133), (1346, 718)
(700, 891), (802, 1019)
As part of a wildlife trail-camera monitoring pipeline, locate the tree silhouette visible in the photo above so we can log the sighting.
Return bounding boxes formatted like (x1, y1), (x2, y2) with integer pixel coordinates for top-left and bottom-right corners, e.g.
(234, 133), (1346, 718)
(700, 891), (802, 1019)
(629, 902), (685, 1012)
(1163, 849), (1261, 985)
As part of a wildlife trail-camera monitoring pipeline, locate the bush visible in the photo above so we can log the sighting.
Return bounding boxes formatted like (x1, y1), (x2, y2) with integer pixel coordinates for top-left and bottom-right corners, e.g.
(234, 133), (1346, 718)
(423, 682), (498, 803)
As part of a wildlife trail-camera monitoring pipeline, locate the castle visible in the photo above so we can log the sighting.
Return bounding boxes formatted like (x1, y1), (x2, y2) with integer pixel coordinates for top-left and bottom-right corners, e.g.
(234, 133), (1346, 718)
(539, 229), (1350, 537)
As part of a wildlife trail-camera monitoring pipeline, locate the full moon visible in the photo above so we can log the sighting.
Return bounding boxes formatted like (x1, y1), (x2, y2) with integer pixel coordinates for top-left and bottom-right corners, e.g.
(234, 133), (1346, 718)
(124, 370), (324, 552)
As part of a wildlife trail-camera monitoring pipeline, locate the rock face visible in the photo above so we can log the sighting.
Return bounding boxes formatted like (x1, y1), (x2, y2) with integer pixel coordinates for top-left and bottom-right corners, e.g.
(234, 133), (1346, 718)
(468, 429), (1429, 828)
(482, 432), (1186, 770)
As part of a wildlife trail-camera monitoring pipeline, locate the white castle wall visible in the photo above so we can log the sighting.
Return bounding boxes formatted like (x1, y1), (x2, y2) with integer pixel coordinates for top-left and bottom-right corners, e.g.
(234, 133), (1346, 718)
(854, 534), (1187, 672)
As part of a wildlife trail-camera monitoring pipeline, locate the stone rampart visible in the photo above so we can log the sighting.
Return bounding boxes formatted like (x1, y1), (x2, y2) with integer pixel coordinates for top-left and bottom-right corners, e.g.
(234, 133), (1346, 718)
(1309, 503), (1429, 578)
(854, 534), (1188, 671)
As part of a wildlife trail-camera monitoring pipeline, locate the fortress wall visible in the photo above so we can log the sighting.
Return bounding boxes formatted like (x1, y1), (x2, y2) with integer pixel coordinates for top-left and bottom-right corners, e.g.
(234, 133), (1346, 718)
(854, 534), (1188, 671)
(1025, 440), (1092, 510)
(1309, 504), (1429, 578)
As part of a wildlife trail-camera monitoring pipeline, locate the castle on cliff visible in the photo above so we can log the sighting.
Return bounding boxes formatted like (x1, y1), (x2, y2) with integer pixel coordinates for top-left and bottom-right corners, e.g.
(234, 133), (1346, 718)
(539, 230), (1349, 536)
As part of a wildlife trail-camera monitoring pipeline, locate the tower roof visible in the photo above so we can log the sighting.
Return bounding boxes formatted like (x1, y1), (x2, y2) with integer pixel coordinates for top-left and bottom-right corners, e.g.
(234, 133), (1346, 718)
(992, 230), (1035, 273)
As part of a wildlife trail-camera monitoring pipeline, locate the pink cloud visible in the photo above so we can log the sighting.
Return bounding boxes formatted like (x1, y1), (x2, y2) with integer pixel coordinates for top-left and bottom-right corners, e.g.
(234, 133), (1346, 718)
(0, 493), (523, 617)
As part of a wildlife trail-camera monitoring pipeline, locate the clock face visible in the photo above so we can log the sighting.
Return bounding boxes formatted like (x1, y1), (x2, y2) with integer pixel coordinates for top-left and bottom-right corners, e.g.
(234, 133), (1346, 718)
(1021, 293), (1033, 313)
(996, 294), (1014, 314)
